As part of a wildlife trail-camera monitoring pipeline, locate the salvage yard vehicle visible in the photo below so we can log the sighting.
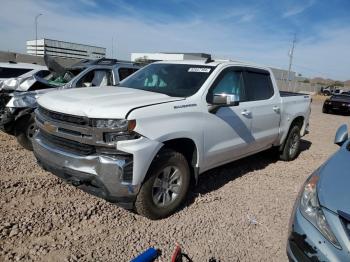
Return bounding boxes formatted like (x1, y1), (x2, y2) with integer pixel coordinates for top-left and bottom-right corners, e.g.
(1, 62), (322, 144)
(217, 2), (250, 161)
(0, 62), (48, 84)
(33, 59), (311, 219)
(0, 58), (140, 150)
(323, 94), (350, 115)
(287, 124), (350, 261)
(321, 86), (344, 96)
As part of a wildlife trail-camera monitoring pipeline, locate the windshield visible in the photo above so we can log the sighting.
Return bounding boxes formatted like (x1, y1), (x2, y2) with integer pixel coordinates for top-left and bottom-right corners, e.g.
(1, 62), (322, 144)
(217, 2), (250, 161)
(119, 63), (214, 97)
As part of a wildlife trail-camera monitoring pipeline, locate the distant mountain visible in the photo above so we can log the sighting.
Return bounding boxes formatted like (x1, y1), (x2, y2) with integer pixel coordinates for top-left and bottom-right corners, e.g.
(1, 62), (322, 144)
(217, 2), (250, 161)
(344, 80), (350, 87)
(310, 77), (336, 85)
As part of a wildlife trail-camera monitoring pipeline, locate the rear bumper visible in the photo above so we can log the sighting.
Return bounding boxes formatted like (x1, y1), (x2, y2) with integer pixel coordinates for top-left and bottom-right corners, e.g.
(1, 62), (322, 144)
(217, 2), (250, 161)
(33, 132), (139, 209)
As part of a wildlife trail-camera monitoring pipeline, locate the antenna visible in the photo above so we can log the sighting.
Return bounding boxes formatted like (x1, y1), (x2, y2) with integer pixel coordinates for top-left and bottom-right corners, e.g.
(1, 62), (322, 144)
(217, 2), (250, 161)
(287, 34), (296, 91)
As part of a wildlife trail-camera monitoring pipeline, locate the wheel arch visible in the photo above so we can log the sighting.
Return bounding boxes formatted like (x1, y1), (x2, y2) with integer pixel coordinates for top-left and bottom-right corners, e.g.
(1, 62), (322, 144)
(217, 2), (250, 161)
(14, 108), (35, 135)
(159, 137), (199, 184)
(280, 115), (304, 151)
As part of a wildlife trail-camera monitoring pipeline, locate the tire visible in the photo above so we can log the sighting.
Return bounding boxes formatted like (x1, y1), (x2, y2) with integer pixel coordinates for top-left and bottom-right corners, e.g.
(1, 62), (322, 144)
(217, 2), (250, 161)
(322, 107), (328, 114)
(135, 149), (190, 220)
(279, 125), (301, 161)
(15, 114), (37, 151)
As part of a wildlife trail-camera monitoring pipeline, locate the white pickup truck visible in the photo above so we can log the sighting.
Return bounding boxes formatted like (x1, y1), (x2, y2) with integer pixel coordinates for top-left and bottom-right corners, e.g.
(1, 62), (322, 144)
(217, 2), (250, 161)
(33, 60), (311, 219)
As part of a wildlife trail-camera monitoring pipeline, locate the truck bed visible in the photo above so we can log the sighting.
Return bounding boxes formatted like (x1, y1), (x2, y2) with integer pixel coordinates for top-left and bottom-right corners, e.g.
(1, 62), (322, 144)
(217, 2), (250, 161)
(279, 91), (308, 97)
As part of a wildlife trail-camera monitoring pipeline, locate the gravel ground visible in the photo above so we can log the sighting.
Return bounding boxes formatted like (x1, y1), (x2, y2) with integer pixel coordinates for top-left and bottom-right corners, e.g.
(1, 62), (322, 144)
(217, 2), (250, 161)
(0, 98), (348, 262)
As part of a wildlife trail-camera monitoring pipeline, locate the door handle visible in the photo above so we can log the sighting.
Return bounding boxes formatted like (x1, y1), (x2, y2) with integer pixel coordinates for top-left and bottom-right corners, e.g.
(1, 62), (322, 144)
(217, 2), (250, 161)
(241, 109), (251, 116)
(273, 106), (280, 113)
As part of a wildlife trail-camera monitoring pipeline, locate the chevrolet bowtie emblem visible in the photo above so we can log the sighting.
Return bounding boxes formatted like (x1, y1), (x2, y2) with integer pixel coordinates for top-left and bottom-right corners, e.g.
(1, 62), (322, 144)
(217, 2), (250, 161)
(43, 121), (57, 133)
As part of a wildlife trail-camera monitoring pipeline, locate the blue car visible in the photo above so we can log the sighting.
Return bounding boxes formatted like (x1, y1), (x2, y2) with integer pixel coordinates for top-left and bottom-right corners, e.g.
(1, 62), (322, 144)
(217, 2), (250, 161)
(287, 124), (350, 261)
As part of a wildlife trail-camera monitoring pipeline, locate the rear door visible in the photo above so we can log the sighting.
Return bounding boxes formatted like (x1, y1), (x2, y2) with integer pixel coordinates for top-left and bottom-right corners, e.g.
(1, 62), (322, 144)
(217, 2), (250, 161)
(116, 67), (139, 83)
(243, 68), (281, 150)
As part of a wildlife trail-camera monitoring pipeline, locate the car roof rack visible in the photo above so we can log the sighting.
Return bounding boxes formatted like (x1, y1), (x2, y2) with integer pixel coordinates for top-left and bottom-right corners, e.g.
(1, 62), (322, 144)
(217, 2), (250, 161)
(70, 57), (145, 69)
(93, 58), (136, 65)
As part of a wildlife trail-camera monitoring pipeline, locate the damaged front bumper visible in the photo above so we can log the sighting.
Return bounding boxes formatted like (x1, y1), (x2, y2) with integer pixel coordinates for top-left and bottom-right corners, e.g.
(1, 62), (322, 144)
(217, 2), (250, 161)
(33, 131), (140, 209)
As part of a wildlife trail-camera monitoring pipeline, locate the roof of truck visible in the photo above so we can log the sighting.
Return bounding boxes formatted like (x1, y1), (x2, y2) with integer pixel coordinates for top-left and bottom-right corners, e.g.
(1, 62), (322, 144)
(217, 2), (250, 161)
(153, 59), (270, 70)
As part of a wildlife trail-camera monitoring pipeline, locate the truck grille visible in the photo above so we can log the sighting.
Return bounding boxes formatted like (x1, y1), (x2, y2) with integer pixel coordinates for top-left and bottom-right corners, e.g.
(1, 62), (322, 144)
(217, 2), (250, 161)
(40, 130), (96, 156)
(38, 106), (89, 126)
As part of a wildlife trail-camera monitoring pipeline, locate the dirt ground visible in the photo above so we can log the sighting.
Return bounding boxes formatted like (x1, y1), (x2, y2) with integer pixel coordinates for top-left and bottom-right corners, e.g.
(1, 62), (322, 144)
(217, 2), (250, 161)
(0, 98), (348, 261)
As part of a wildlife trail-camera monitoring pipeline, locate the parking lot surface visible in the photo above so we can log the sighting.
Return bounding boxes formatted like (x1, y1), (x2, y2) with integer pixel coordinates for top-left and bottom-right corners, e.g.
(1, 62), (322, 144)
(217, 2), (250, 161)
(0, 98), (347, 261)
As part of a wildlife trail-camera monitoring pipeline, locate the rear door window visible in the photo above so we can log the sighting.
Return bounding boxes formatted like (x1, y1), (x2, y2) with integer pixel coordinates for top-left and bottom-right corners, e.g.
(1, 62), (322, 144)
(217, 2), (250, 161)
(244, 70), (274, 101)
(0, 67), (32, 78)
(118, 67), (138, 81)
(75, 69), (113, 87)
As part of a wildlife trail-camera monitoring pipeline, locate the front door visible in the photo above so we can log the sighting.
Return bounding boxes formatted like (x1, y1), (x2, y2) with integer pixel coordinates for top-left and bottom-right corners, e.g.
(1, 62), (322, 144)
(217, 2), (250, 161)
(202, 67), (254, 171)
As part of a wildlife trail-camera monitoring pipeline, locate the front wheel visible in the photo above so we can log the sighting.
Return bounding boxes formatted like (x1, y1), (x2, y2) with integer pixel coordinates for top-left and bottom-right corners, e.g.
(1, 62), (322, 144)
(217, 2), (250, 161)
(15, 114), (37, 151)
(280, 125), (301, 161)
(135, 149), (190, 220)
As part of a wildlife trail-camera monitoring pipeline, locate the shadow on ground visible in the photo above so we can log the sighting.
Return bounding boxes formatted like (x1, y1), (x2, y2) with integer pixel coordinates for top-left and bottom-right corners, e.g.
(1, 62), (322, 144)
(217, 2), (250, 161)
(184, 139), (312, 207)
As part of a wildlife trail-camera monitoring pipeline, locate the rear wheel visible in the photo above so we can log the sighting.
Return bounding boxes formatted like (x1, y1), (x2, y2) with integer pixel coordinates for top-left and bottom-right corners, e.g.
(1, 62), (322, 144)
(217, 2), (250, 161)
(280, 125), (301, 161)
(135, 149), (190, 220)
(15, 114), (37, 151)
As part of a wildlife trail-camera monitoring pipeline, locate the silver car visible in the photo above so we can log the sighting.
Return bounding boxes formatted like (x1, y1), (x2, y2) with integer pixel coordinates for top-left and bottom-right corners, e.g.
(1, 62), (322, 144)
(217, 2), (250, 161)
(287, 124), (350, 261)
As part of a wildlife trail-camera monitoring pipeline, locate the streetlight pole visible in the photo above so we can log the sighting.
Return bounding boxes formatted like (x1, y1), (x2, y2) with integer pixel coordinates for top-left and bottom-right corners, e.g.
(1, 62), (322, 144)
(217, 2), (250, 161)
(35, 14), (42, 56)
(287, 34), (296, 91)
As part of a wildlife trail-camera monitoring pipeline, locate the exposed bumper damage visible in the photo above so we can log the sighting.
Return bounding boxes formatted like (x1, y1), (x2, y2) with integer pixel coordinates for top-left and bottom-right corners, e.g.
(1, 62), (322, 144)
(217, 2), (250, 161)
(0, 92), (38, 135)
(33, 131), (162, 209)
(0, 107), (16, 134)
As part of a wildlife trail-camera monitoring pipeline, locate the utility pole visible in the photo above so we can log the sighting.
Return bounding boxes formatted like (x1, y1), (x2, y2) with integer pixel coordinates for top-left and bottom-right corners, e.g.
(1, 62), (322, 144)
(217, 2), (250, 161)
(112, 37), (114, 58)
(287, 34), (296, 91)
(35, 14), (42, 56)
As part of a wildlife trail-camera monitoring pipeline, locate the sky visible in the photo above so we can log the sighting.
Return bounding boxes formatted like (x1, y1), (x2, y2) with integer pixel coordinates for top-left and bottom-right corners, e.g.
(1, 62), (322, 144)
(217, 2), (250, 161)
(1, 0), (349, 80)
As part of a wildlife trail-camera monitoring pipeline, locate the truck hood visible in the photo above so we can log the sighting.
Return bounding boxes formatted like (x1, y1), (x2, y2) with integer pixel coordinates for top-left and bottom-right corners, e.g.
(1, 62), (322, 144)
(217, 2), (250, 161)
(317, 143), (350, 215)
(37, 86), (183, 119)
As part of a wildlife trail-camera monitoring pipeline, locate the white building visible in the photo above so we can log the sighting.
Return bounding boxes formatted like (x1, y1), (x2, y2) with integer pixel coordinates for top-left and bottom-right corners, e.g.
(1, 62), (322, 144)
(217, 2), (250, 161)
(26, 39), (106, 59)
(131, 52), (211, 62)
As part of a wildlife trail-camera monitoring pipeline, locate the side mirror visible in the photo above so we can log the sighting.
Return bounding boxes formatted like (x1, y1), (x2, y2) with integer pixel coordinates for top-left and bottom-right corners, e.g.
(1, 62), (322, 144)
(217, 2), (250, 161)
(334, 124), (348, 146)
(212, 93), (240, 106)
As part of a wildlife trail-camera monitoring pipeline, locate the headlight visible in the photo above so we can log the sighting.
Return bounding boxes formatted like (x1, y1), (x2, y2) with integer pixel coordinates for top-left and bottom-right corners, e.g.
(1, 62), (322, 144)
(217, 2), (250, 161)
(6, 94), (38, 108)
(300, 173), (341, 249)
(3, 78), (20, 89)
(94, 119), (136, 131)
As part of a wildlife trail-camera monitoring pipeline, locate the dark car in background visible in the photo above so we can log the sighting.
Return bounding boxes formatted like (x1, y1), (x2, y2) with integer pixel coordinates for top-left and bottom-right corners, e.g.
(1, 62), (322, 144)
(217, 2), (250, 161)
(287, 124), (350, 261)
(323, 94), (350, 115)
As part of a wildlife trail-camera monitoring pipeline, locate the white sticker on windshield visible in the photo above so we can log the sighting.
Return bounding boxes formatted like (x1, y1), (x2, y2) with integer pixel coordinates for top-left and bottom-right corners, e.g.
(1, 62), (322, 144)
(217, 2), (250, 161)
(188, 68), (211, 73)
